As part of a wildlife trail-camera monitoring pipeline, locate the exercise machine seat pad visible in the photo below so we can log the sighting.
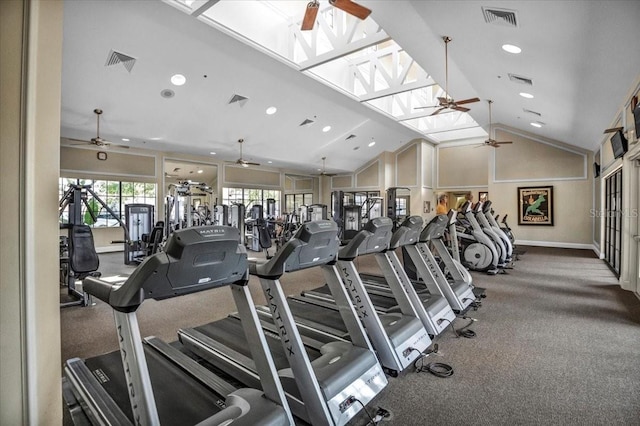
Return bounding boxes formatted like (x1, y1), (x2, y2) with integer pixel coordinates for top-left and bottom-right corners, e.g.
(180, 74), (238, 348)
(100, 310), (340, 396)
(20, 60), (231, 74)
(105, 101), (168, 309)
(69, 225), (100, 274)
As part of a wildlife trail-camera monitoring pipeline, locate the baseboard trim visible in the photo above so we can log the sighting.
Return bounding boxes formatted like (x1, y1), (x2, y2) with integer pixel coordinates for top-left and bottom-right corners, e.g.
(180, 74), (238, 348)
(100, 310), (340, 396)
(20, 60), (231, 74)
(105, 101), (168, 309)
(96, 246), (124, 254)
(515, 240), (595, 251)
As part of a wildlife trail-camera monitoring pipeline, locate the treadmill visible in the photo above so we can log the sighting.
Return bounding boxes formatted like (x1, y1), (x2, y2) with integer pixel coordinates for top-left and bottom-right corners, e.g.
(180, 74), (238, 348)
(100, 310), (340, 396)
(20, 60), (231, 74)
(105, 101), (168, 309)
(291, 217), (432, 376)
(411, 213), (480, 313)
(63, 226), (293, 426)
(179, 220), (388, 426)
(305, 215), (456, 338)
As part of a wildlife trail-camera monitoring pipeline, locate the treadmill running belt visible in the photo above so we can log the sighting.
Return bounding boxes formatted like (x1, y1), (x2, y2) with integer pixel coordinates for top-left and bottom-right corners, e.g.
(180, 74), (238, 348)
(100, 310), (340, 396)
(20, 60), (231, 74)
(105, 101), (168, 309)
(287, 298), (350, 338)
(193, 316), (320, 370)
(84, 347), (226, 424)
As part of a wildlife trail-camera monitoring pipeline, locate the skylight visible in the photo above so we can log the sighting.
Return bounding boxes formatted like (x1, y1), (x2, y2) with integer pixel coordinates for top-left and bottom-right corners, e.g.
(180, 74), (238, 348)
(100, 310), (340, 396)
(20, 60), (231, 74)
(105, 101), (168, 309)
(163, 0), (484, 143)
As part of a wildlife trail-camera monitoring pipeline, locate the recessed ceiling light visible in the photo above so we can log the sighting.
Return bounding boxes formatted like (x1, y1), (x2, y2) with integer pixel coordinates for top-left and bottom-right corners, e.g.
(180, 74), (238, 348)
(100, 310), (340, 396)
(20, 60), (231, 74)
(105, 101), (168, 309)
(266, 106), (277, 115)
(170, 74), (186, 86)
(519, 92), (534, 99)
(530, 122), (543, 128)
(210, 152), (216, 155)
(268, 161), (273, 164)
(149, 137), (162, 140)
(502, 44), (522, 54)
(368, 140), (376, 147)
(121, 138), (130, 142)
(197, 169), (203, 174)
(322, 125), (331, 133)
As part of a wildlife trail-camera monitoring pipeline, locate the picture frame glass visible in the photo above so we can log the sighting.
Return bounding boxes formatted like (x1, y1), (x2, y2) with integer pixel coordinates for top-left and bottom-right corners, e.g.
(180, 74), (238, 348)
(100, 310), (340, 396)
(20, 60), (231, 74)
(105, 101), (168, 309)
(518, 186), (553, 225)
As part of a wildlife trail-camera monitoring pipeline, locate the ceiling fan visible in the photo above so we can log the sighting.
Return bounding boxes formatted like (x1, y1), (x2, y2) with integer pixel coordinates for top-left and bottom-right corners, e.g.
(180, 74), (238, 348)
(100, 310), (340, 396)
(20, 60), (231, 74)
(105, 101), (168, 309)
(229, 138), (260, 167)
(316, 157), (337, 176)
(301, 0), (372, 31)
(480, 100), (513, 148)
(68, 108), (129, 149)
(415, 36), (480, 116)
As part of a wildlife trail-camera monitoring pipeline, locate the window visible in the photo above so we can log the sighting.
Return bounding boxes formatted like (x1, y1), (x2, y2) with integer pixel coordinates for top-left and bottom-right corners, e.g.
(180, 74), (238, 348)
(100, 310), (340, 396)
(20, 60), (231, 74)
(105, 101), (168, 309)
(222, 187), (281, 218)
(59, 178), (156, 227)
(284, 193), (313, 214)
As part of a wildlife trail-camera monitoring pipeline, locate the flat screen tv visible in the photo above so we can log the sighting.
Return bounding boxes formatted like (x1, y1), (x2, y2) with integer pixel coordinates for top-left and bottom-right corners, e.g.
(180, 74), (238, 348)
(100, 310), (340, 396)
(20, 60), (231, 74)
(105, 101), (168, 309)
(610, 129), (628, 159)
(593, 162), (600, 178)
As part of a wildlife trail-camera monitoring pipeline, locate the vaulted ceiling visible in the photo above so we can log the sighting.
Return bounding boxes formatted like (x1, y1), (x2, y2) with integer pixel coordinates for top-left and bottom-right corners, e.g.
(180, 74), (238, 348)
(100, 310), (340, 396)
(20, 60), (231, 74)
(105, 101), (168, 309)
(59, 1), (640, 175)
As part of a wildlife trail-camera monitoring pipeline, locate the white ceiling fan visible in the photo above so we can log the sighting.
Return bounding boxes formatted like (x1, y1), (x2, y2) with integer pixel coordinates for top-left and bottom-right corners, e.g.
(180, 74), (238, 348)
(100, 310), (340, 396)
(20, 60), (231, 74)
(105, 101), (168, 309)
(68, 108), (129, 149)
(228, 138), (260, 167)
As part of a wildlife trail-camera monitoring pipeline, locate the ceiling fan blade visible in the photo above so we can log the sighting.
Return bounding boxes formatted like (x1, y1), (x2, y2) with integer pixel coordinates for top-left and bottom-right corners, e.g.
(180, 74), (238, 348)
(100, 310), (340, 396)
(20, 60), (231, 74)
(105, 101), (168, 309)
(496, 141), (513, 145)
(455, 97), (480, 106)
(246, 161), (261, 166)
(329, 0), (371, 20)
(301, 1), (319, 31)
(452, 106), (470, 113)
(603, 127), (623, 134)
(430, 107), (447, 116)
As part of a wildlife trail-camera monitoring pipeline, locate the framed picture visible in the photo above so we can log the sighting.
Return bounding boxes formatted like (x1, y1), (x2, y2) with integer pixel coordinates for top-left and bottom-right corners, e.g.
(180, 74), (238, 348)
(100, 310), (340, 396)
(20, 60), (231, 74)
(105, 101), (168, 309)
(518, 186), (553, 225)
(479, 191), (488, 202)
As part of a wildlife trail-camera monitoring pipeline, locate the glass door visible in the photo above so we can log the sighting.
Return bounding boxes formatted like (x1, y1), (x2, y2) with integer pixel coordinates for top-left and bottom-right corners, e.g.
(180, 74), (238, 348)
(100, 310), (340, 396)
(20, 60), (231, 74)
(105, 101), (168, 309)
(604, 168), (623, 277)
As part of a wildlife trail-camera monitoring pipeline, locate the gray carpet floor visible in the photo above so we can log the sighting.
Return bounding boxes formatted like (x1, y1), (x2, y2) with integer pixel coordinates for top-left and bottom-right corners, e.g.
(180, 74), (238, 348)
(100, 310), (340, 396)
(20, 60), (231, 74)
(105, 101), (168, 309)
(60, 246), (640, 425)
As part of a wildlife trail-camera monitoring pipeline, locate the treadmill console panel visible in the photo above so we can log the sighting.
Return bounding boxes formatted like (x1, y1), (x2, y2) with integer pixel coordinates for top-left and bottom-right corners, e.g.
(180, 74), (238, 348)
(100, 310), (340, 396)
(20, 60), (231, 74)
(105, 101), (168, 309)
(139, 226), (248, 300)
(419, 215), (448, 242)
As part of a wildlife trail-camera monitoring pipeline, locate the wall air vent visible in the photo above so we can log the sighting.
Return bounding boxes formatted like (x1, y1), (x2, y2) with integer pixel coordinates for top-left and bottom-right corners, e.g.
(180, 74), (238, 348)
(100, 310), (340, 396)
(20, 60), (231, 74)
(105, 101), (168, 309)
(105, 49), (136, 73)
(508, 73), (533, 85)
(482, 7), (518, 27)
(345, 134), (357, 140)
(523, 108), (542, 117)
(228, 94), (249, 106)
(299, 118), (315, 127)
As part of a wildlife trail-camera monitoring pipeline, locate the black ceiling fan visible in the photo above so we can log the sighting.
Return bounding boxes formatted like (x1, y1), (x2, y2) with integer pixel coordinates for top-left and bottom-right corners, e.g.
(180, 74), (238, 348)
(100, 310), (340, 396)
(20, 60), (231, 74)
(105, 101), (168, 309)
(415, 36), (480, 116)
(228, 139), (260, 167)
(68, 108), (129, 149)
(301, 0), (371, 31)
(479, 100), (513, 148)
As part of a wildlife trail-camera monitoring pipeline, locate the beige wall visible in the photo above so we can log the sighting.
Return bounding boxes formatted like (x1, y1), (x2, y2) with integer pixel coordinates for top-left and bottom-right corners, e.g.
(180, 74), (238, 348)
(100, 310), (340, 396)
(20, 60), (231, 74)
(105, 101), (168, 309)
(488, 128), (593, 246)
(1, 0), (64, 424)
(437, 140), (489, 188)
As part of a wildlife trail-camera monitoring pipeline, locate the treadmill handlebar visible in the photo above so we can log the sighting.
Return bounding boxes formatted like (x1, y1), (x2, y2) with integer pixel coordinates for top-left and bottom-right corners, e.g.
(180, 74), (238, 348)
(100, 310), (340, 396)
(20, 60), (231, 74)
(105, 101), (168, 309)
(419, 214), (448, 242)
(388, 215), (423, 249)
(84, 226), (249, 312)
(338, 216), (393, 260)
(250, 220), (340, 279)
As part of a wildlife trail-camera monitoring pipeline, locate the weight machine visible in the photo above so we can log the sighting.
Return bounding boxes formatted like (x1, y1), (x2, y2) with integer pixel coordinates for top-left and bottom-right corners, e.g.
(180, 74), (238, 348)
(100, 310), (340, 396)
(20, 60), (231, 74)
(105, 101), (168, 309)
(58, 184), (130, 307)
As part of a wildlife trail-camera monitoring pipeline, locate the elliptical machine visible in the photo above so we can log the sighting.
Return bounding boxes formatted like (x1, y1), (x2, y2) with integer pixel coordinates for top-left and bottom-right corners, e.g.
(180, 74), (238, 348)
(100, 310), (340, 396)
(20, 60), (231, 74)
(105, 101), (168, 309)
(453, 201), (500, 275)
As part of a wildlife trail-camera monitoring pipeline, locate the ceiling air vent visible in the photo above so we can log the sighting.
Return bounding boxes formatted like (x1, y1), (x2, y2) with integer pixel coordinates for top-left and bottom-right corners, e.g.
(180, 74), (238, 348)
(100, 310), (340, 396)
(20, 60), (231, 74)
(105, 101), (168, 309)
(508, 73), (533, 85)
(523, 108), (541, 117)
(228, 94), (249, 106)
(299, 118), (315, 127)
(105, 49), (136, 73)
(482, 7), (518, 27)
(345, 134), (357, 140)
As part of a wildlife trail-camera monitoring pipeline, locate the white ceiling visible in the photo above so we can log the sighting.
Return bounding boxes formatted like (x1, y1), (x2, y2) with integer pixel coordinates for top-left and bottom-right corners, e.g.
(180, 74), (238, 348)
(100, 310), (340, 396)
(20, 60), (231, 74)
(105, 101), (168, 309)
(60, 1), (640, 175)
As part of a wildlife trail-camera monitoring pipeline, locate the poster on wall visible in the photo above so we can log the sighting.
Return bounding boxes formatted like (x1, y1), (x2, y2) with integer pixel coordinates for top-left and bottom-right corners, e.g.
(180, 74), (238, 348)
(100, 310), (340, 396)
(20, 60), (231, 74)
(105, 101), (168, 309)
(518, 186), (553, 225)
